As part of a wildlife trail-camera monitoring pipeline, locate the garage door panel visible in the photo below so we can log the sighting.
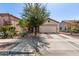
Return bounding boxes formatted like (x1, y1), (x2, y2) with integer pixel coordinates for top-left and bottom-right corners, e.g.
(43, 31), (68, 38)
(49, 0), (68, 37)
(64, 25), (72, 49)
(40, 25), (57, 33)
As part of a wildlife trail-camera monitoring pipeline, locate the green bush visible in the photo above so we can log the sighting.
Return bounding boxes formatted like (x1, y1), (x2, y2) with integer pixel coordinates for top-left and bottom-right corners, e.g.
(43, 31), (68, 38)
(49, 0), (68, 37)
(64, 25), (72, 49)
(69, 28), (79, 33)
(1, 25), (17, 38)
(20, 30), (28, 37)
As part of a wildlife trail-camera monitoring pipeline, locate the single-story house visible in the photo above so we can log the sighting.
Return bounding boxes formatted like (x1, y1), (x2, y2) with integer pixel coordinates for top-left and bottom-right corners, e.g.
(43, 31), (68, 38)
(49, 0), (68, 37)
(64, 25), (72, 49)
(39, 18), (59, 33)
(0, 13), (22, 32)
(0, 13), (59, 33)
(59, 20), (79, 32)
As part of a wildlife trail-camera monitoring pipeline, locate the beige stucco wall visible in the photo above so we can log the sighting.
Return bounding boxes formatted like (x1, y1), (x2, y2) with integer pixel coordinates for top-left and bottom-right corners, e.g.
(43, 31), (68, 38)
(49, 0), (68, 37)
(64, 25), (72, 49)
(40, 19), (59, 33)
(9, 15), (22, 32)
(10, 16), (19, 26)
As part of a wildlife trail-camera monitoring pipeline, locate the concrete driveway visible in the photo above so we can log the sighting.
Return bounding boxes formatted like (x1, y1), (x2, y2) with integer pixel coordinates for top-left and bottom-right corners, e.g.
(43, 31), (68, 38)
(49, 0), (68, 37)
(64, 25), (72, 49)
(40, 34), (79, 56)
(1, 34), (79, 56)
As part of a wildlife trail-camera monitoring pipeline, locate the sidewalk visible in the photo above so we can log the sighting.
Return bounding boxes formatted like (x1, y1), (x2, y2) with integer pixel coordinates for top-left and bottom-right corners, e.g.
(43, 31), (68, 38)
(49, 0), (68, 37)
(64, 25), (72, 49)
(0, 39), (21, 51)
(0, 39), (21, 44)
(60, 32), (79, 39)
(59, 34), (79, 45)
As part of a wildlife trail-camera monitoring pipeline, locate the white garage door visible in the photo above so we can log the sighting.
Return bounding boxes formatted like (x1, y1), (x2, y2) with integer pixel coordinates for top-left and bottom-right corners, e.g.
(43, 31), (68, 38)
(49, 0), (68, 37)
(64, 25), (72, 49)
(40, 25), (57, 33)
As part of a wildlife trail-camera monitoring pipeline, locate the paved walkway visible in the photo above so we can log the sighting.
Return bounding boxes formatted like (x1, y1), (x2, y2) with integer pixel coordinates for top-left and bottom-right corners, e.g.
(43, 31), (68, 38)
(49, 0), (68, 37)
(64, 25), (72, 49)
(0, 39), (21, 43)
(1, 34), (79, 56)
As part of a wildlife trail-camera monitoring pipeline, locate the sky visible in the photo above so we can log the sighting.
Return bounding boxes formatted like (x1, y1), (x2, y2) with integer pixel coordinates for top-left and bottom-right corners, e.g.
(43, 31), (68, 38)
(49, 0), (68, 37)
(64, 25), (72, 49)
(0, 3), (79, 22)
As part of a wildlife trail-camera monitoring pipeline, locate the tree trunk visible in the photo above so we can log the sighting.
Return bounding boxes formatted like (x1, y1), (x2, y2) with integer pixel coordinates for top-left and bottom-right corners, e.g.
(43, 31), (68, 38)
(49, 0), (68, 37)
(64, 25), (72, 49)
(38, 26), (39, 33)
(28, 27), (30, 32)
(34, 27), (38, 36)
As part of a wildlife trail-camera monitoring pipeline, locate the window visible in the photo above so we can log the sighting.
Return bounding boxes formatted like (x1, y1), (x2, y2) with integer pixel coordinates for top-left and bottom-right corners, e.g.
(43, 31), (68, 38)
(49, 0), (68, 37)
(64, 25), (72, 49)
(48, 20), (50, 22)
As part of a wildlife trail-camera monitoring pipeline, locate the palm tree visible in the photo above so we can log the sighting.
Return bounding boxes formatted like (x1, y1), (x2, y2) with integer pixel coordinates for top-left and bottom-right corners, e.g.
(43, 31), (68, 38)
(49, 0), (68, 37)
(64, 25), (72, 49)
(22, 3), (49, 36)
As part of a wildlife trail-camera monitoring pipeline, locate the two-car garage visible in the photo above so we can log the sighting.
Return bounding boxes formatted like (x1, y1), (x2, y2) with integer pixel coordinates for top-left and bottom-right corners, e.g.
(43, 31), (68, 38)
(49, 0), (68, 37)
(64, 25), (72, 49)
(39, 18), (59, 33)
(40, 25), (58, 33)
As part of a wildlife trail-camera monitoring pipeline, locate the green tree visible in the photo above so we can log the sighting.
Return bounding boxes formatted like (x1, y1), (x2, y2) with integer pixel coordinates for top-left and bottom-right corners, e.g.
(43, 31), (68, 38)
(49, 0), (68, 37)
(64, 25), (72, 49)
(22, 3), (49, 36)
(19, 20), (29, 28)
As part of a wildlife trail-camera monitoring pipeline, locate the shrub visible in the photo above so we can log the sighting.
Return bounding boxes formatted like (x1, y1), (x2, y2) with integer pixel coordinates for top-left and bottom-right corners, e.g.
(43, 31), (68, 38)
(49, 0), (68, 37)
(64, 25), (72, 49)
(1, 25), (17, 38)
(69, 28), (79, 33)
(20, 30), (29, 37)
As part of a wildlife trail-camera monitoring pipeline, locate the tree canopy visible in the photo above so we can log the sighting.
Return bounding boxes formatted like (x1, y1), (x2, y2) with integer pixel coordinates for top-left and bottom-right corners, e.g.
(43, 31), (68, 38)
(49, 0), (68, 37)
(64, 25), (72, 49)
(19, 19), (29, 28)
(22, 3), (49, 35)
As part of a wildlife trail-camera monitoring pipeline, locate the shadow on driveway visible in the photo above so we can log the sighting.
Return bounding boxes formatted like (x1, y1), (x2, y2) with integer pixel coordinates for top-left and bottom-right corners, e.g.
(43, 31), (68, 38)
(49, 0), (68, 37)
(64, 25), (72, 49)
(16, 35), (50, 55)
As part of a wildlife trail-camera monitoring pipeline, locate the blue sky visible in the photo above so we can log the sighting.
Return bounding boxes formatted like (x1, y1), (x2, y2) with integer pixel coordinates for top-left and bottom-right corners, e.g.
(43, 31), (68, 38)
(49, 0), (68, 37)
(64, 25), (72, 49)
(0, 3), (79, 22)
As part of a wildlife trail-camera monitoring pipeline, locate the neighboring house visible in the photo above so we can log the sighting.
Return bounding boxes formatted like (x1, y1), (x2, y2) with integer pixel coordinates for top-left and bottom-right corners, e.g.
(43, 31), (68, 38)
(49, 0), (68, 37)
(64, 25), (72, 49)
(0, 13), (22, 32)
(59, 21), (67, 32)
(60, 20), (79, 32)
(39, 18), (59, 33)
